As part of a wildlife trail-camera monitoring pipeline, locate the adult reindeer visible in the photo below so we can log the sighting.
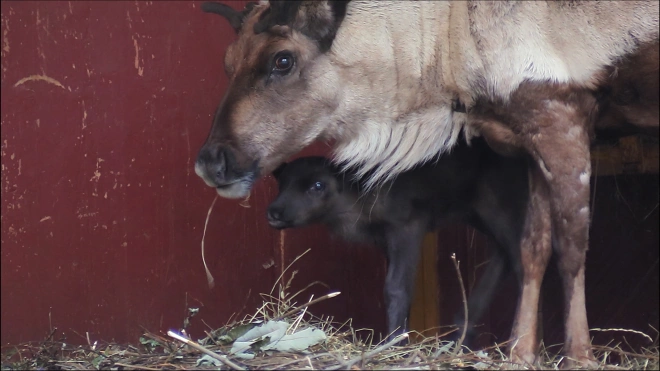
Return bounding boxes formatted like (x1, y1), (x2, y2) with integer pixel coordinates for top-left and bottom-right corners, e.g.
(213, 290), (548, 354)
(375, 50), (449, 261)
(194, 1), (659, 367)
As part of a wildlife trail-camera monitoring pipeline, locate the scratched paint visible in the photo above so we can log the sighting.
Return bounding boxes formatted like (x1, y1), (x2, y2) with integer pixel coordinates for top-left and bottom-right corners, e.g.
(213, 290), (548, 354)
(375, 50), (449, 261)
(0, 1), (387, 347)
(13, 74), (66, 89)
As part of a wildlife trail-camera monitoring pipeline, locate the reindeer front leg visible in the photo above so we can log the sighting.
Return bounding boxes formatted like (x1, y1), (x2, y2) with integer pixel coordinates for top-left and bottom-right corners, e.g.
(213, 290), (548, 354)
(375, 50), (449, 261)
(505, 92), (599, 368)
(509, 164), (553, 366)
(527, 119), (597, 369)
(476, 85), (600, 367)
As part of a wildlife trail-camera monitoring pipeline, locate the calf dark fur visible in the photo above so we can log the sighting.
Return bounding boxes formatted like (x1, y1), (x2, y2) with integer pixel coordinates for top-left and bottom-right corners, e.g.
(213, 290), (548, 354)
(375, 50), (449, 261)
(267, 138), (529, 342)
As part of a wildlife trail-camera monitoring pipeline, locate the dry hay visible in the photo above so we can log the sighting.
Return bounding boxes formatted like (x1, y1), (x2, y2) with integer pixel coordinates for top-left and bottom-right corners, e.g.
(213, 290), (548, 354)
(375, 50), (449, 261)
(1, 304), (658, 370)
(2, 251), (658, 370)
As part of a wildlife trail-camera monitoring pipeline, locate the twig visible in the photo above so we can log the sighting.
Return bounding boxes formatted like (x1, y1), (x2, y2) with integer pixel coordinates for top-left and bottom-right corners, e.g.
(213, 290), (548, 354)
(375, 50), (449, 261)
(201, 195), (219, 289)
(642, 203), (659, 221)
(450, 253), (468, 357)
(270, 248), (312, 296)
(288, 280), (330, 303)
(167, 330), (245, 370)
(274, 291), (341, 321)
(590, 327), (654, 343)
(44, 327), (57, 343)
(402, 349), (420, 368)
(141, 331), (170, 345)
(48, 308), (53, 337)
(273, 352), (335, 370)
(592, 345), (660, 361)
(112, 363), (161, 371)
(325, 333), (409, 370)
(649, 324), (659, 340)
(289, 296), (311, 335)
(239, 192), (251, 208)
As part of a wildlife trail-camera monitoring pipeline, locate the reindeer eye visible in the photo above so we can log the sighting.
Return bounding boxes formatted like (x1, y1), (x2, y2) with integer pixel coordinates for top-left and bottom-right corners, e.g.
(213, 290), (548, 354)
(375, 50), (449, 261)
(273, 52), (294, 74)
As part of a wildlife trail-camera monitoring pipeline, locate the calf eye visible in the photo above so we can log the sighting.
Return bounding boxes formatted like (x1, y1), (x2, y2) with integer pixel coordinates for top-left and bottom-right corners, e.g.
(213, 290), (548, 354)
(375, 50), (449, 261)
(272, 52), (294, 74)
(310, 181), (325, 192)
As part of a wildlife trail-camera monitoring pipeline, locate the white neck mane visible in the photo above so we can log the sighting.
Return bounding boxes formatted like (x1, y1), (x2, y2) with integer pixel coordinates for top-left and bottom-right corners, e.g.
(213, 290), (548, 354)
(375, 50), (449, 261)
(324, 0), (658, 188)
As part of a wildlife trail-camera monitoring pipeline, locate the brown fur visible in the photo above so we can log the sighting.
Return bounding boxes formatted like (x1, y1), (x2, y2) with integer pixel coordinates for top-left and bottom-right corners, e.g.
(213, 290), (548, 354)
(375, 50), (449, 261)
(596, 42), (660, 137)
(470, 81), (599, 366)
(467, 42), (658, 367)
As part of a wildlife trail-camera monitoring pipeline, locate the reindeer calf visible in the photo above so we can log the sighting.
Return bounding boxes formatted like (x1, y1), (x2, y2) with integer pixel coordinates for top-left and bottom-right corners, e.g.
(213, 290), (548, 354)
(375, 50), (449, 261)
(267, 138), (529, 342)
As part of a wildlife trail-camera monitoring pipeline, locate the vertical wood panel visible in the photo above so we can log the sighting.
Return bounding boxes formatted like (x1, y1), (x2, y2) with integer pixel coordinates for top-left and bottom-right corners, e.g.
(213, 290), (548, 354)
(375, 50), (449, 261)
(410, 232), (440, 340)
(0, 1), (389, 346)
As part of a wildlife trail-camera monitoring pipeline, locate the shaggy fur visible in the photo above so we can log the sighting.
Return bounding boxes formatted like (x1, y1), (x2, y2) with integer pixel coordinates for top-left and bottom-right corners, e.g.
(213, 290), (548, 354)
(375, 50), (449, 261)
(330, 1), (657, 185)
(196, 1), (657, 192)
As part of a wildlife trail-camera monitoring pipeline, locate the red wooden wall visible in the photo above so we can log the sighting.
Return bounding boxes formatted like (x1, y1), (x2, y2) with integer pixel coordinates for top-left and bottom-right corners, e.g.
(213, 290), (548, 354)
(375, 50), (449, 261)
(1, 1), (386, 347)
(2, 1), (657, 352)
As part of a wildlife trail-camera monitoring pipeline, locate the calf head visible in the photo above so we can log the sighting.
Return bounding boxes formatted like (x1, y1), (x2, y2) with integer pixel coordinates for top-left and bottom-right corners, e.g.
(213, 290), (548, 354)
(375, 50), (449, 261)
(267, 157), (344, 229)
(194, 1), (350, 198)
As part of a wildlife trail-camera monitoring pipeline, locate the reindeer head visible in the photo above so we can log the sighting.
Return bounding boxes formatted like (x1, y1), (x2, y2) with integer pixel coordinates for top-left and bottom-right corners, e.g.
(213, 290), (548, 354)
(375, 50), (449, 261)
(194, 1), (350, 199)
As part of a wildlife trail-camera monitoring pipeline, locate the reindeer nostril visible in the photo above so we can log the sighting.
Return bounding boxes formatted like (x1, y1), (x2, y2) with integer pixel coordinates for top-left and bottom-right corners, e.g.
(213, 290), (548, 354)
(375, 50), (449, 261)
(216, 146), (225, 162)
(213, 147), (227, 182)
(195, 143), (244, 189)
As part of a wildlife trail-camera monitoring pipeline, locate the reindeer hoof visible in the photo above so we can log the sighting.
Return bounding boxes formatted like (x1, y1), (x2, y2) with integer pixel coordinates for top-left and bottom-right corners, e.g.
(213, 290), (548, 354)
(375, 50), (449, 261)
(509, 349), (537, 369)
(559, 356), (599, 369)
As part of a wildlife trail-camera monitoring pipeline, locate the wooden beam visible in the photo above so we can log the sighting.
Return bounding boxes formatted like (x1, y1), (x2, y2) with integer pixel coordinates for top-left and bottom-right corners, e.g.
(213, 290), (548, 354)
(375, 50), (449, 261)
(591, 136), (659, 176)
(409, 232), (440, 341)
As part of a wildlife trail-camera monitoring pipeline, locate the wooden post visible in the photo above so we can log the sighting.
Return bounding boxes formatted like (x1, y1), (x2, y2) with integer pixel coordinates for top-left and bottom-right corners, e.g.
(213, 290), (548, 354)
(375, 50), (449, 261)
(409, 232), (440, 341)
(591, 136), (659, 176)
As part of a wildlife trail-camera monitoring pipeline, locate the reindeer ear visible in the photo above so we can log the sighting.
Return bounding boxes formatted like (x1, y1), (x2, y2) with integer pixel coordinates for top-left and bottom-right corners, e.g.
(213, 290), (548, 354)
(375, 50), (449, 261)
(201, 2), (258, 33)
(255, 1), (350, 51)
(272, 162), (288, 180)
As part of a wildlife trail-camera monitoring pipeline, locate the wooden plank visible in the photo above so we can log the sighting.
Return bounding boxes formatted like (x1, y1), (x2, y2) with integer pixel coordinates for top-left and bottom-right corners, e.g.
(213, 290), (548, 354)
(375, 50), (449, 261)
(409, 232), (440, 341)
(591, 136), (659, 176)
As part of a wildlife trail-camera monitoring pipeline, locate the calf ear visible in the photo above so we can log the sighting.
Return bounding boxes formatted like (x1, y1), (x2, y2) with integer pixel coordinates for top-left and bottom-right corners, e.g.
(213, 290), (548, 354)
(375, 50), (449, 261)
(255, 1), (350, 51)
(201, 2), (258, 33)
(272, 162), (288, 180)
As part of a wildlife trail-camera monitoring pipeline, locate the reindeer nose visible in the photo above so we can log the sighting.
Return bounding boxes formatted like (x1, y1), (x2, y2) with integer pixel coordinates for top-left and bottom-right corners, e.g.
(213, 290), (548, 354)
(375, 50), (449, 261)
(195, 143), (228, 186)
(267, 207), (282, 222)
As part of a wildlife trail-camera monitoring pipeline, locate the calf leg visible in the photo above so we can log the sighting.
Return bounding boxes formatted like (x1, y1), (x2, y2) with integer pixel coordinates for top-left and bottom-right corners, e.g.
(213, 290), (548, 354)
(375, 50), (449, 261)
(509, 165), (553, 366)
(383, 221), (426, 339)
